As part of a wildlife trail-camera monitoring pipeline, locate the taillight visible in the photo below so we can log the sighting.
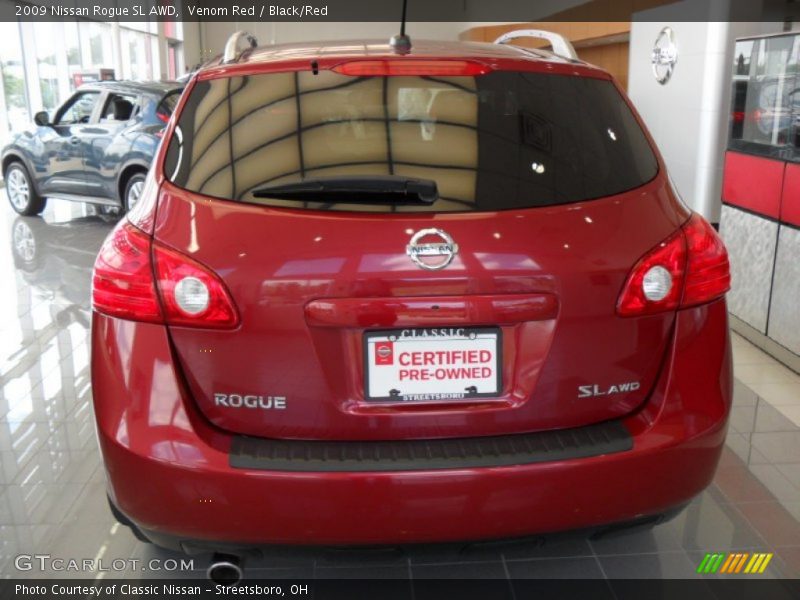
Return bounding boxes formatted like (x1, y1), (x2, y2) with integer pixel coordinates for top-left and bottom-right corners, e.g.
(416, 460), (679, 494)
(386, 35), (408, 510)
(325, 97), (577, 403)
(153, 243), (239, 328)
(681, 213), (731, 307)
(126, 168), (159, 234)
(332, 59), (491, 76)
(92, 222), (162, 322)
(93, 223), (239, 329)
(617, 213), (730, 317)
(617, 229), (686, 316)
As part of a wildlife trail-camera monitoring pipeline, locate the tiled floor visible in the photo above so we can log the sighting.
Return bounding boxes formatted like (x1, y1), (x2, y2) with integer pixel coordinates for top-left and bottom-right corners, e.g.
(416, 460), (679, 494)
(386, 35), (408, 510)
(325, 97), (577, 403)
(0, 199), (799, 581)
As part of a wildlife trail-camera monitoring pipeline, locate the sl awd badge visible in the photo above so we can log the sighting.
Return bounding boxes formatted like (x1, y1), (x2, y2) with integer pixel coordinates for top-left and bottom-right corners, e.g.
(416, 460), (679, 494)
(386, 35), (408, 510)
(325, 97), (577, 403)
(406, 228), (459, 271)
(578, 381), (640, 398)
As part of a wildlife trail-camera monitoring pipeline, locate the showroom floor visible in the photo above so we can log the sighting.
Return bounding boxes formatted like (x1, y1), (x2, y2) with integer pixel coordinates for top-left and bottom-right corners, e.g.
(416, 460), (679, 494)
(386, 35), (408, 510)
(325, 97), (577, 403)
(1, 198), (799, 582)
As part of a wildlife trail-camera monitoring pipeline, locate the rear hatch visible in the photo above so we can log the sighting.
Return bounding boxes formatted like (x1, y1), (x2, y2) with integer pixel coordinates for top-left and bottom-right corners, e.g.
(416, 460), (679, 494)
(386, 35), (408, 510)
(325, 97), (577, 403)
(155, 62), (683, 440)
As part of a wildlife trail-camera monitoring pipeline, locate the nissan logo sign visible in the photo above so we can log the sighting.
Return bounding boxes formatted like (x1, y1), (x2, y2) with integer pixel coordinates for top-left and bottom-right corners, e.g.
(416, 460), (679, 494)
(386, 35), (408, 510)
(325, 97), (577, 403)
(651, 26), (677, 85)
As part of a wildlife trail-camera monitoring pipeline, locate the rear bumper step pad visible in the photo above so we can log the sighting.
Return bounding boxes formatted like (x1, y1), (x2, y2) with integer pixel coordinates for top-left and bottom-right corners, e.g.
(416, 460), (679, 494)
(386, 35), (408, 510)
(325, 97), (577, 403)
(229, 420), (632, 472)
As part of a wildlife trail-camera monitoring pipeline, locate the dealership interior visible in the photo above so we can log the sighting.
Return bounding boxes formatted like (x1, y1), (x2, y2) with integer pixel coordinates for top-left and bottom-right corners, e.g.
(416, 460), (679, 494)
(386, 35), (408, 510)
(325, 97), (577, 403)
(1, 0), (800, 585)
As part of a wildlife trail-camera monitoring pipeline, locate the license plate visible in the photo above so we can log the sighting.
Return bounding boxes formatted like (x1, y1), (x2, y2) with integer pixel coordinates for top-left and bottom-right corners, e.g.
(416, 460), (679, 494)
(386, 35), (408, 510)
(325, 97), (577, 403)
(364, 327), (501, 402)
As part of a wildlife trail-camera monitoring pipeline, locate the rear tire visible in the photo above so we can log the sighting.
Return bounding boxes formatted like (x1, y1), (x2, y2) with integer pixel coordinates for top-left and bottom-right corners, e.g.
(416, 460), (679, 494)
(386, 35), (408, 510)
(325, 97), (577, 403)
(5, 162), (46, 216)
(122, 171), (147, 214)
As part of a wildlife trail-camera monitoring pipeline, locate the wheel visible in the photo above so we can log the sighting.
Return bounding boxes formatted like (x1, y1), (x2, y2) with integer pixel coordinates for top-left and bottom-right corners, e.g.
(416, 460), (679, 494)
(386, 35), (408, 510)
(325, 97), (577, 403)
(123, 172), (147, 213)
(5, 162), (46, 216)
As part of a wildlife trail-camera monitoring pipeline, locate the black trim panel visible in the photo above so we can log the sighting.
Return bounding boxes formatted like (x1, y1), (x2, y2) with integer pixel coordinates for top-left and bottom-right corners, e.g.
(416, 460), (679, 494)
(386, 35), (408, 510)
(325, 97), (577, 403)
(229, 420), (632, 472)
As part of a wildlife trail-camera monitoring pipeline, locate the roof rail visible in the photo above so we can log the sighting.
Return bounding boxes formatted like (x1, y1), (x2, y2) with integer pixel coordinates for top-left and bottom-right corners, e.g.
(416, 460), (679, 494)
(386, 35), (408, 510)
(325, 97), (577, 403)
(223, 31), (258, 64)
(493, 29), (578, 61)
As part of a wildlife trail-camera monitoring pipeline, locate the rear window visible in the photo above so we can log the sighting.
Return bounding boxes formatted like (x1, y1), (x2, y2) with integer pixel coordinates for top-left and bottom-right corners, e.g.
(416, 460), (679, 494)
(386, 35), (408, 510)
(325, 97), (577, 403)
(164, 70), (658, 212)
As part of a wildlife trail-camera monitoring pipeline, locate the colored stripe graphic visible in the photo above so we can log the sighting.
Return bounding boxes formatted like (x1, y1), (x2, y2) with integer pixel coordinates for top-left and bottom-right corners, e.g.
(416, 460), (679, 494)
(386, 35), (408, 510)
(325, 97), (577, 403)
(720, 552), (742, 573)
(711, 553), (725, 573)
(758, 554), (773, 573)
(718, 553), (735, 574)
(700, 553), (725, 574)
(700, 552), (774, 574)
(745, 554), (760, 573)
(696, 554), (712, 573)
(734, 553), (749, 573)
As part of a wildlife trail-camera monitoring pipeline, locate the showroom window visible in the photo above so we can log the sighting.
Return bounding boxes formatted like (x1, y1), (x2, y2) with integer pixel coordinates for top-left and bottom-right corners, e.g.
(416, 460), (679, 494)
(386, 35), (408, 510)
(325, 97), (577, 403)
(0, 17), (184, 151)
(64, 22), (82, 92)
(35, 22), (60, 112)
(0, 22), (28, 143)
(83, 22), (113, 68)
(121, 21), (160, 80)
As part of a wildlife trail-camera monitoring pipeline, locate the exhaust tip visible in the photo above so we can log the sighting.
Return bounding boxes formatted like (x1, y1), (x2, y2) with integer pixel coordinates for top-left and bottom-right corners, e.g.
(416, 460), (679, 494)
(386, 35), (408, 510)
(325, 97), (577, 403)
(206, 556), (243, 586)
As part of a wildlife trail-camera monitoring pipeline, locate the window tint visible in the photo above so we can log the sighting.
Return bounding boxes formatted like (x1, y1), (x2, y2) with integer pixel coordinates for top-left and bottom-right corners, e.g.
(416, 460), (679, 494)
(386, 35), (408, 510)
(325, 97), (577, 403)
(55, 91), (100, 125)
(165, 70), (658, 212)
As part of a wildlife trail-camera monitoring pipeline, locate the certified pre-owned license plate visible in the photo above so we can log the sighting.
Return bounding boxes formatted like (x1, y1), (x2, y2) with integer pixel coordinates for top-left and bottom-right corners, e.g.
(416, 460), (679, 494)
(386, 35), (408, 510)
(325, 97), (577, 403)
(364, 327), (501, 402)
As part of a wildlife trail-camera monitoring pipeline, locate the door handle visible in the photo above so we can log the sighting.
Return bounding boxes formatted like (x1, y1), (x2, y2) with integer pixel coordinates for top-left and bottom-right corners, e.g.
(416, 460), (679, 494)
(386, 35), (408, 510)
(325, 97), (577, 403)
(70, 137), (80, 145)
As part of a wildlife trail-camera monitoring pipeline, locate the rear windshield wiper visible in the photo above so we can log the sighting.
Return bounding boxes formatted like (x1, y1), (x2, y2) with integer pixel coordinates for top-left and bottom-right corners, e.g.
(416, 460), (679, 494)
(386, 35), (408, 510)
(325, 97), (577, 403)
(251, 175), (439, 205)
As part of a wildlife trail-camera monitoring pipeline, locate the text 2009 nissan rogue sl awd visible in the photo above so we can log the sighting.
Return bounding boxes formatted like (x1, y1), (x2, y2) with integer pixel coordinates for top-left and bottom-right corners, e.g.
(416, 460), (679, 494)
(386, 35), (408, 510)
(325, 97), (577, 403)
(90, 33), (732, 553)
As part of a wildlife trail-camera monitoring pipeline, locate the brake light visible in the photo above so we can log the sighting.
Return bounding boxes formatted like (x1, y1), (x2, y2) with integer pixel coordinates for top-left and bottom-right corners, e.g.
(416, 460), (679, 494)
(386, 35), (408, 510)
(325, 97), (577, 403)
(617, 213), (730, 316)
(92, 222), (162, 322)
(681, 213), (731, 307)
(92, 223), (239, 329)
(332, 59), (491, 76)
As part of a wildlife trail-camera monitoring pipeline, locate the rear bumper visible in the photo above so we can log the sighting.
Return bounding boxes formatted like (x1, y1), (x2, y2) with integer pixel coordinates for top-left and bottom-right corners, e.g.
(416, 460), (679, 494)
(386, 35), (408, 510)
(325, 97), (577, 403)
(91, 300), (732, 547)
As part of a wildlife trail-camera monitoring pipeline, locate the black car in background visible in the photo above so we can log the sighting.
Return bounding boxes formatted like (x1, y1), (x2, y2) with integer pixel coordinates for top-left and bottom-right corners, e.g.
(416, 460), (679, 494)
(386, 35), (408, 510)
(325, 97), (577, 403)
(2, 81), (182, 215)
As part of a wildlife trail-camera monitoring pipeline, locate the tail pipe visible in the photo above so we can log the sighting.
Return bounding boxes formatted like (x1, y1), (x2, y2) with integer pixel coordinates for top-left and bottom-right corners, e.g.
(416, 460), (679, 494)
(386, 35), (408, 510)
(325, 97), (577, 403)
(206, 553), (243, 585)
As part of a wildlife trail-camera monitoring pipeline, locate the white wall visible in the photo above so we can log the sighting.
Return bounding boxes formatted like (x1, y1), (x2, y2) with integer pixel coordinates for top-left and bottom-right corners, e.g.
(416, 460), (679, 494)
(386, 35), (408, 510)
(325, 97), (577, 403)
(627, 0), (781, 222)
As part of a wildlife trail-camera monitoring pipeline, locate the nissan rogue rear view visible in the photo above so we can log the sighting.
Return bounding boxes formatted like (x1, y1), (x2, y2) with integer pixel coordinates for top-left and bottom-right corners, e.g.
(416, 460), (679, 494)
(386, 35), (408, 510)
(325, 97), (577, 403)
(90, 36), (732, 551)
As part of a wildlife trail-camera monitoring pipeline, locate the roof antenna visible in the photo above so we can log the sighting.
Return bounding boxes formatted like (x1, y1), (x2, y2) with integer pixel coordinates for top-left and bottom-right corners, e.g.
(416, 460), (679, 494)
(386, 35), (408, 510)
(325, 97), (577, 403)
(390, 0), (412, 54)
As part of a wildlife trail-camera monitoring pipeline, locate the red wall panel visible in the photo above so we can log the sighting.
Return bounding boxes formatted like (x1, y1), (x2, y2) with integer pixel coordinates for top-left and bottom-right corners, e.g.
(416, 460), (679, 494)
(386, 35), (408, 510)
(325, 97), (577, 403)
(781, 163), (800, 229)
(722, 151), (785, 220)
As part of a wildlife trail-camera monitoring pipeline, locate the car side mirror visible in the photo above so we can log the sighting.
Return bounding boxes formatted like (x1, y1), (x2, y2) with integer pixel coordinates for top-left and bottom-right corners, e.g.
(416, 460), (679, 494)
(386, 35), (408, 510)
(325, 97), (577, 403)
(34, 111), (50, 126)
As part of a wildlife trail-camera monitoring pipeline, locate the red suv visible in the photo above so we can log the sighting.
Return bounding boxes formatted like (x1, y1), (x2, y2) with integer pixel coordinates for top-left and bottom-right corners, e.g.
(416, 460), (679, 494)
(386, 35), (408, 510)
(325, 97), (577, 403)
(91, 34), (732, 553)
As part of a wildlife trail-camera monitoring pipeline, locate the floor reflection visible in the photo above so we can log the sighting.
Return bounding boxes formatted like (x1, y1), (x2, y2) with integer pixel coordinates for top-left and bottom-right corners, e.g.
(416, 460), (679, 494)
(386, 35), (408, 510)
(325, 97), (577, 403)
(0, 196), (798, 582)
